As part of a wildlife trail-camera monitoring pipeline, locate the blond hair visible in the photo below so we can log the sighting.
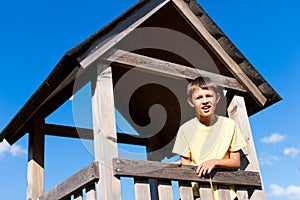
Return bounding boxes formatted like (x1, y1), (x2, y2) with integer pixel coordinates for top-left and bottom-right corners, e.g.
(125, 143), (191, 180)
(187, 77), (219, 97)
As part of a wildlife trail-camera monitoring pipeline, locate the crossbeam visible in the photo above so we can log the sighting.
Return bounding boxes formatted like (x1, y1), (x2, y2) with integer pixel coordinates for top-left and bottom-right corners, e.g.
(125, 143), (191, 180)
(102, 49), (246, 92)
(44, 124), (147, 145)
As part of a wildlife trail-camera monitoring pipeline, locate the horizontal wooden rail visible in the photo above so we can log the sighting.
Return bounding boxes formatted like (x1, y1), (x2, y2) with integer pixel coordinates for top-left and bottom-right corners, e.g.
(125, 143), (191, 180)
(44, 123), (148, 145)
(113, 158), (261, 187)
(102, 49), (246, 92)
(39, 162), (99, 200)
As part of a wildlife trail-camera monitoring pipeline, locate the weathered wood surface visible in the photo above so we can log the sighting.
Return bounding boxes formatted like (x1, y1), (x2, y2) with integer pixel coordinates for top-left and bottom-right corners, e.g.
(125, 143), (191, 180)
(26, 117), (45, 200)
(218, 185), (231, 199)
(103, 49), (246, 92)
(172, 0), (267, 107)
(228, 95), (266, 199)
(134, 179), (151, 200)
(39, 162), (99, 200)
(113, 158), (261, 187)
(79, 0), (170, 68)
(91, 65), (121, 200)
(179, 181), (194, 200)
(44, 123), (147, 145)
(199, 184), (213, 200)
(158, 180), (174, 200)
(236, 187), (249, 200)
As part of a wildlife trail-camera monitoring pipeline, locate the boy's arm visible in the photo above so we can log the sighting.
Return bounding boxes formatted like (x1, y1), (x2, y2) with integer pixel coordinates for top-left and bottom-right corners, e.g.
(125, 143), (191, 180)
(180, 156), (191, 165)
(173, 156), (191, 166)
(196, 151), (241, 177)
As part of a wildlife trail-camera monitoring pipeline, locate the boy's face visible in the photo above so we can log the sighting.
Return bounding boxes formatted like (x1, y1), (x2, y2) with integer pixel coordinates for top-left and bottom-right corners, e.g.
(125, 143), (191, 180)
(188, 87), (220, 120)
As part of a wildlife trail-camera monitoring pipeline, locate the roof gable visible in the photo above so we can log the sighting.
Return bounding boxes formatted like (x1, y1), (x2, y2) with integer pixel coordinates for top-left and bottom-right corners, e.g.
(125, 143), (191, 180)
(0, 0), (281, 145)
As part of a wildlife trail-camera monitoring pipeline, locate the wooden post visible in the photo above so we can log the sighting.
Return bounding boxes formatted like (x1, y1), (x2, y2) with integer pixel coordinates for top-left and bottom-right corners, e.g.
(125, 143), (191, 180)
(26, 117), (45, 200)
(227, 95), (266, 199)
(91, 65), (121, 200)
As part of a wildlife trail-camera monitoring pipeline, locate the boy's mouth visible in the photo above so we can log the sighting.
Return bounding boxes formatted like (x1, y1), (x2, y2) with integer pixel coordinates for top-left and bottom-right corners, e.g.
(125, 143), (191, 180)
(201, 105), (211, 113)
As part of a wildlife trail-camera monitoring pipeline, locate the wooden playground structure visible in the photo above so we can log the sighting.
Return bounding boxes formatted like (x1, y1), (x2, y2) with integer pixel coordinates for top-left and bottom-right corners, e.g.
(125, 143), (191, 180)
(0, 0), (281, 199)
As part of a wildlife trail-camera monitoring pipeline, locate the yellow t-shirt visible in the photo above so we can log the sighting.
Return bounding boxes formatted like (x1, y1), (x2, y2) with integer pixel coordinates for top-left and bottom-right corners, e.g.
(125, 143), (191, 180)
(172, 116), (247, 199)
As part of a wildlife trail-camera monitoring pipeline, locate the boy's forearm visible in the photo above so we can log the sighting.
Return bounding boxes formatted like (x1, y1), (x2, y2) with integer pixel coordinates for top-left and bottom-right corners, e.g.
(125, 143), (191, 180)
(180, 156), (191, 165)
(214, 157), (240, 169)
(215, 151), (241, 169)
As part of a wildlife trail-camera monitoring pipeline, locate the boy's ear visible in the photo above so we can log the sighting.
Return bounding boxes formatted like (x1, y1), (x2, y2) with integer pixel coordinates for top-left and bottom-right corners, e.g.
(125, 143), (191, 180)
(187, 98), (195, 107)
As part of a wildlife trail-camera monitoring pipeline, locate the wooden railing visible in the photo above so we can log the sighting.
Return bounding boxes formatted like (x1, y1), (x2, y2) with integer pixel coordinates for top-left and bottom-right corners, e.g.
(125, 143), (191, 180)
(38, 158), (262, 200)
(38, 162), (99, 200)
(113, 158), (262, 200)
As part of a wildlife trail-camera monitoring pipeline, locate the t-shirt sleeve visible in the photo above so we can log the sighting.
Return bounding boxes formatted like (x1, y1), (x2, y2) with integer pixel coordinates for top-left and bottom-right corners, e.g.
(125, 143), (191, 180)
(229, 123), (247, 152)
(172, 127), (191, 158)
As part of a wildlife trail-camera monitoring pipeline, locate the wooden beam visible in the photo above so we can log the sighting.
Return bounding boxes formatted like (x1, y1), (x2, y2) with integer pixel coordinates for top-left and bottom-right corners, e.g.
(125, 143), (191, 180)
(91, 65), (121, 200)
(26, 117), (45, 200)
(113, 158), (262, 187)
(1, 56), (79, 145)
(228, 95), (266, 199)
(172, 0), (267, 106)
(39, 162), (99, 200)
(36, 64), (95, 119)
(103, 49), (246, 92)
(44, 124), (94, 140)
(44, 123), (148, 145)
(79, 0), (170, 69)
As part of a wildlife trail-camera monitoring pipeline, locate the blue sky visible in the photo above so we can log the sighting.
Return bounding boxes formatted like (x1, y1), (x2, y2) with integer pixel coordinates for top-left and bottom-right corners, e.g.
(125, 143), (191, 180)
(0, 0), (300, 199)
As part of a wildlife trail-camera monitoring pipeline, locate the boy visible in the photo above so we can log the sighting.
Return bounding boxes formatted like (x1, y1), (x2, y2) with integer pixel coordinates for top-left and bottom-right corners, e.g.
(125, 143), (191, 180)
(172, 76), (247, 199)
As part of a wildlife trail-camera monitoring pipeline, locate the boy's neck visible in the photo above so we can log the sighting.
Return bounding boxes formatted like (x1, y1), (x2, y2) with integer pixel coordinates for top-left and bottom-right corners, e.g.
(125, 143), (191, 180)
(198, 115), (217, 126)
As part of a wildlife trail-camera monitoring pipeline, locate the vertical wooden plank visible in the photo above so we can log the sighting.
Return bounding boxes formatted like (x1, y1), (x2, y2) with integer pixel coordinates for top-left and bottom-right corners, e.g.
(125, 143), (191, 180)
(91, 65), (121, 200)
(134, 178), (151, 200)
(146, 136), (160, 200)
(74, 191), (83, 200)
(26, 117), (45, 200)
(199, 184), (213, 200)
(158, 180), (174, 200)
(218, 185), (231, 200)
(179, 181), (194, 200)
(228, 95), (266, 200)
(86, 184), (97, 200)
(236, 187), (249, 200)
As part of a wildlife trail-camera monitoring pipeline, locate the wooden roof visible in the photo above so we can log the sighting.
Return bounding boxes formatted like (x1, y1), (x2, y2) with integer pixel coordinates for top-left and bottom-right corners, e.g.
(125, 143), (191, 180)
(0, 0), (281, 145)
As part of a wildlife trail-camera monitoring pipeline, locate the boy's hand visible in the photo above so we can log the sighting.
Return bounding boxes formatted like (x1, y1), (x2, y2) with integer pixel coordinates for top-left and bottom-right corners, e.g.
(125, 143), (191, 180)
(196, 159), (217, 177)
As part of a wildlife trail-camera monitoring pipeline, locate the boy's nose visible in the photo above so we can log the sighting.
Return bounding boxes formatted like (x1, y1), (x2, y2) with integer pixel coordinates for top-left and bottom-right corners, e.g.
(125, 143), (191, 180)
(202, 96), (208, 103)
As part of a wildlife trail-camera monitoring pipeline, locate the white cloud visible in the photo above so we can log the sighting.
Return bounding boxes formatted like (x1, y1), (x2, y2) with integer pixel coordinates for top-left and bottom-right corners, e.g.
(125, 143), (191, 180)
(284, 147), (300, 158)
(0, 140), (10, 155)
(259, 154), (280, 165)
(261, 133), (286, 144)
(0, 140), (26, 159)
(269, 184), (300, 200)
(10, 144), (27, 156)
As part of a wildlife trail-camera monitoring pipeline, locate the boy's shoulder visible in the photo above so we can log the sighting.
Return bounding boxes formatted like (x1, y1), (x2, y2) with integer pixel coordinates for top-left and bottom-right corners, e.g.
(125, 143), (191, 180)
(180, 117), (198, 129)
(218, 116), (236, 124)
